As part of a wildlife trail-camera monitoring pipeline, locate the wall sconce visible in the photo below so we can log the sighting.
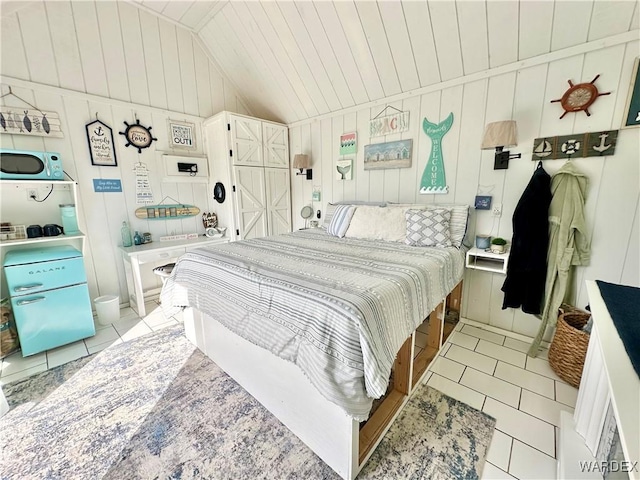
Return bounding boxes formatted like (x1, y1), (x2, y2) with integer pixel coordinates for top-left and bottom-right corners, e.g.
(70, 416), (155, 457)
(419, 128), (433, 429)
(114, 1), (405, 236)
(293, 154), (312, 180)
(481, 121), (521, 170)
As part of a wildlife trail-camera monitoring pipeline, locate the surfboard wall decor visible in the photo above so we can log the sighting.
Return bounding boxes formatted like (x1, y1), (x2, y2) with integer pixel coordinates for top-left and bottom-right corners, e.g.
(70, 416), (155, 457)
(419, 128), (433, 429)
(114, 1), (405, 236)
(135, 204), (200, 220)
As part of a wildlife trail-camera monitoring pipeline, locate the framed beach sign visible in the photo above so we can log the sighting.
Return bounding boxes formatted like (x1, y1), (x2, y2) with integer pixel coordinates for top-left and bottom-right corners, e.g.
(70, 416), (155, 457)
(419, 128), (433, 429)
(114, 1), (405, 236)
(363, 140), (413, 170)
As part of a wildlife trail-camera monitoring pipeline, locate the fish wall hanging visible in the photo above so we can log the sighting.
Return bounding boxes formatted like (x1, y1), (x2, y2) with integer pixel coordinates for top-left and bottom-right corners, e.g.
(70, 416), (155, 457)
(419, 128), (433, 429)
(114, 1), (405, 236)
(420, 113), (453, 194)
(0, 87), (63, 138)
(0, 107), (63, 138)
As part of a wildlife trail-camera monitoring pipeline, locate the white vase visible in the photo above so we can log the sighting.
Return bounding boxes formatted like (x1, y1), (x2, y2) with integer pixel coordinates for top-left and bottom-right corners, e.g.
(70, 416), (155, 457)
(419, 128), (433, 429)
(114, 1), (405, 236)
(490, 244), (505, 254)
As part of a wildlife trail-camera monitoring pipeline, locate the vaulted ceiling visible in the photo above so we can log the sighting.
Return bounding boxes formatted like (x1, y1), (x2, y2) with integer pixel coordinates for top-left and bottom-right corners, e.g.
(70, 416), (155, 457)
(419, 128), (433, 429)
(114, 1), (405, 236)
(135, 1), (639, 124)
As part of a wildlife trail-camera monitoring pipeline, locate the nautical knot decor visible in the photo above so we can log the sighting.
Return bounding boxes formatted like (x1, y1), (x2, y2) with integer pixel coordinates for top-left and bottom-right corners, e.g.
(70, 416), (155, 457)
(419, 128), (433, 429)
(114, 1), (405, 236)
(1, 325), (496, 479)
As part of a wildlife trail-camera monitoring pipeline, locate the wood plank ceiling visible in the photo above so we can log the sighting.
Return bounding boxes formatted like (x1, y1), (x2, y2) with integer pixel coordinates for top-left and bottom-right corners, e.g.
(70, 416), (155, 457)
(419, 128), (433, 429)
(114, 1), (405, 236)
(135, 1), (639, 124)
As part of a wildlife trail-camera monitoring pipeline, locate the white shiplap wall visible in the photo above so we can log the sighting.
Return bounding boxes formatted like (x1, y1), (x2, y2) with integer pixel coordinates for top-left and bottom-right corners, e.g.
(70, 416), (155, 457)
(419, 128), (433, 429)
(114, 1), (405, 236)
(195, 0), (639, 125)
(288, 40), (640, 339)
(0, 1), (251, 304)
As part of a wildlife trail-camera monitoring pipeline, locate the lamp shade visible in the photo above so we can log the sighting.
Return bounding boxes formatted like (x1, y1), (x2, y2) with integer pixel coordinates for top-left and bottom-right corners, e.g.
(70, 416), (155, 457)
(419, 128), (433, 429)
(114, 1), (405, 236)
(293, 154), (311, 170)
(481, 121), (518, 149)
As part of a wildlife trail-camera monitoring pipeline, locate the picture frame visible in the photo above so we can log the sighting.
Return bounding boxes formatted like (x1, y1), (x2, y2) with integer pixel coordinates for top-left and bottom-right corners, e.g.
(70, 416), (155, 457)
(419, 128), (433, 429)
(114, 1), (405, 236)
(339, 132), (357, 155)
(622, 57), (640, 129)
(168, 120), (197, 149)
(474, 195), (492, 210)
(336, 159), (353, 180)
(364, 140), (412, 170)
(86, 119), (118, 167)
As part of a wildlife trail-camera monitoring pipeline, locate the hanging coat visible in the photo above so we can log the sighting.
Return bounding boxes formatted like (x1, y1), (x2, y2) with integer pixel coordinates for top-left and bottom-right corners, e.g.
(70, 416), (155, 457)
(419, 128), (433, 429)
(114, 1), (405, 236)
(528, 161), (590, 356)
(502, 162), (551, 314)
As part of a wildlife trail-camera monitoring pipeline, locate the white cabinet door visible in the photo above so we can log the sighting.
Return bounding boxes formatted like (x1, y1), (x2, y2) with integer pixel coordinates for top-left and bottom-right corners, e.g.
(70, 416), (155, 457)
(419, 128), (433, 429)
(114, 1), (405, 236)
(230, 115), (263, 167)
(233, 166), (268, 240)
(262, 122), (289, 168)
(265, 167), (292, 236)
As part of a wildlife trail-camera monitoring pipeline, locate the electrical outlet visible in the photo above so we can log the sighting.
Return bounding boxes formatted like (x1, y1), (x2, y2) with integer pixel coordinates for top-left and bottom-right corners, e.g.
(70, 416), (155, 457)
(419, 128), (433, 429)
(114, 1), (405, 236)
(27, 189), (38, 201)
(491, 203), (502, 217)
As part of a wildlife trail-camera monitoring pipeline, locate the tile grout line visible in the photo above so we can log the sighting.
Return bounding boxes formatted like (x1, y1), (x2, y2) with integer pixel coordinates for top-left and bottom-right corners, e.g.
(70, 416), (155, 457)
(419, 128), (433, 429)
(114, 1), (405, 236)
(497, 428), (558, 463)
(487, 395), (561, 436)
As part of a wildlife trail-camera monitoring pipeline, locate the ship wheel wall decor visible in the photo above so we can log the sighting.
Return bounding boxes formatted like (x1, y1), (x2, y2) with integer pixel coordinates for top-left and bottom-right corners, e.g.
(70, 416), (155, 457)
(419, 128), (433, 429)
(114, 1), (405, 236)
(119, 119), (157, 153)
(551, 74), (611, 119)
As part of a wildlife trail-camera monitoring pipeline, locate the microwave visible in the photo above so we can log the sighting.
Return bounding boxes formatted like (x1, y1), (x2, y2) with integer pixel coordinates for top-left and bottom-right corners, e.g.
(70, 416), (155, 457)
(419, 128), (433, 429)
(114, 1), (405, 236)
(0, 149), (64, 181)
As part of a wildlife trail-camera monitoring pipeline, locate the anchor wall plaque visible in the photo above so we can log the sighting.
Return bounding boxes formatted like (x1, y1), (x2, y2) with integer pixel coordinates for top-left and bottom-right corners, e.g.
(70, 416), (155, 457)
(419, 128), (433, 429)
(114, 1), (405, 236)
(531, 130), (618, 160)
(86, 118), (117, 166)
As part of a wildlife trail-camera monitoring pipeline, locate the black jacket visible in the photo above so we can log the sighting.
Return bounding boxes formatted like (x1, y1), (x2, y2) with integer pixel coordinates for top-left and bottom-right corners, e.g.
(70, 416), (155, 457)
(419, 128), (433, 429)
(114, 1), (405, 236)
(502, 163), (551, 314)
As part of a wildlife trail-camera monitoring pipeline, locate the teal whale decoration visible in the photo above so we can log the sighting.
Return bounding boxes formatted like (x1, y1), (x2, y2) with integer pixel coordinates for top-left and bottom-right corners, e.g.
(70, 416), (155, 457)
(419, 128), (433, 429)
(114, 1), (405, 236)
(420, 113), (453, 194)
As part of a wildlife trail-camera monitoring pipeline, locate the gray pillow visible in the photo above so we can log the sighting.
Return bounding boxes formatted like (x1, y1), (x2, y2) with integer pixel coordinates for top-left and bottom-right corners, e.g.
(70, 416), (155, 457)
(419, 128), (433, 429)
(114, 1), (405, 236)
(405, 208), (452, 247)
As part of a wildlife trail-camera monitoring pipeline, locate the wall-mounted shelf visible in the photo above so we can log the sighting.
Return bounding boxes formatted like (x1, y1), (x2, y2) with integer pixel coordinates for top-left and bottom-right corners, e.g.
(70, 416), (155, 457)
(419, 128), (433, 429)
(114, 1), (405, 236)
(465, 247), (509, 274)
(0, 233), (85, 248)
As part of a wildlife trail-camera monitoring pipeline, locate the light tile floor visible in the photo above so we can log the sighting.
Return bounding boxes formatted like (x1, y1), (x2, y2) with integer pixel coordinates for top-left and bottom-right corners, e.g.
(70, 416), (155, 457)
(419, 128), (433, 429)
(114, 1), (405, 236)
(0, 299), (181, 385)
(425, 322), (577, 480)
(1, 311), (574, 479)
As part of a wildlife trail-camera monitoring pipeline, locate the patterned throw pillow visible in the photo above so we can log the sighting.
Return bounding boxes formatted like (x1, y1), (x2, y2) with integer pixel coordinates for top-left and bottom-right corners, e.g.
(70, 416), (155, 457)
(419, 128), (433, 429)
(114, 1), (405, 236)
(327, 205), (357, 238)
(405, 208), (452, 247)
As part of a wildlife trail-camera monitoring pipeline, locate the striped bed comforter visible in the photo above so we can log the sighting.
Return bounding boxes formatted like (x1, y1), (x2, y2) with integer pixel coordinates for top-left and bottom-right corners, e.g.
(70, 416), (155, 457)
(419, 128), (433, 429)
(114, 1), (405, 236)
(161, 229), (464, 420)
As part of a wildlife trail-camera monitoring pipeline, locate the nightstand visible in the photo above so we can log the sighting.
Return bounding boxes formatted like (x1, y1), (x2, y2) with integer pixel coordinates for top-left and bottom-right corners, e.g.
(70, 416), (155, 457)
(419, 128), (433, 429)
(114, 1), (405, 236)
(465, 247), (509, 274)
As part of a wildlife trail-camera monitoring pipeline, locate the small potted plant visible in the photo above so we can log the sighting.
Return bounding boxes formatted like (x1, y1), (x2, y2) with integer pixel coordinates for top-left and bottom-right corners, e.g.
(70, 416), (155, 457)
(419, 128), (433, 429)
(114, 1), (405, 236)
(490, 237), (507, 254)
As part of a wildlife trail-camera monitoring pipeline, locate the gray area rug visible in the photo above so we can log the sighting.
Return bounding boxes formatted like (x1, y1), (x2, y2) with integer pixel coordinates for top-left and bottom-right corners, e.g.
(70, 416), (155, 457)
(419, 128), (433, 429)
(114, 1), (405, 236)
(1, 325), (496, 479)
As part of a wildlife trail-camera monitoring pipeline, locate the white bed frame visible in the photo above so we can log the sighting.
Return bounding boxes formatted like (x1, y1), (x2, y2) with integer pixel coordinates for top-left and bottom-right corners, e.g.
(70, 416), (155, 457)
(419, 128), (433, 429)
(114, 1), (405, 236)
(183, 282), (463, 479)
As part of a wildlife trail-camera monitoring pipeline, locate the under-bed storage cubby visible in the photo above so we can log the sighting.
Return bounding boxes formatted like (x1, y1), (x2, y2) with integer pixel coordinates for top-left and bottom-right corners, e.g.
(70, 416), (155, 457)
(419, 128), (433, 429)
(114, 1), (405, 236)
(443, 282), (463, 344)
(359, 280), (464, 463)
(358, 334), (411, 463)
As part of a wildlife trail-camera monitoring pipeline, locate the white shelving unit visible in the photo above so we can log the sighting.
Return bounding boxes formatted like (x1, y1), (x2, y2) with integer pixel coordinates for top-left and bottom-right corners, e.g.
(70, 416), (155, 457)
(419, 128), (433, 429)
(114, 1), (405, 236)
(465, 247), (509, 274)
(0, 179), (85, 280)
(0, 179), (83, 246)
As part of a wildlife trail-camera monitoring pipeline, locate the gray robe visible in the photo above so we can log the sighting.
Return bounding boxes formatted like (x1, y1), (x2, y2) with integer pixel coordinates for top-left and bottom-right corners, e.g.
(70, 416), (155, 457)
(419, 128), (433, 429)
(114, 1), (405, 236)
(529, 162), (590, 356)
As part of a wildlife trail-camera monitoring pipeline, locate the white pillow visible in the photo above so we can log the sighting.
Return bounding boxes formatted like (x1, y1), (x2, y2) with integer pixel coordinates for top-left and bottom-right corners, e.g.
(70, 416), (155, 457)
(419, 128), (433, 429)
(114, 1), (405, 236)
(405, 209), (452, 247)
(327, 205), (357, 238)
(345, 205), (407, 242)
(323, 201), (387, 229)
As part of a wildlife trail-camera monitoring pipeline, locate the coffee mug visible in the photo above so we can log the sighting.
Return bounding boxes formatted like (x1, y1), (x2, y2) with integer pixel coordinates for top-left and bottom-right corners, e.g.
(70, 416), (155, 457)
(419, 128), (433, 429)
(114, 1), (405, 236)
(27, 225), (43, 238)
(43, 224), (64, 237)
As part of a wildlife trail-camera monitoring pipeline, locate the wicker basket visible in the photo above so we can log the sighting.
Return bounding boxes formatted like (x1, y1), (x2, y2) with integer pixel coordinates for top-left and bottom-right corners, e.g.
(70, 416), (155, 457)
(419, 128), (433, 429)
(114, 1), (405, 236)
(548, 311), (591, 388)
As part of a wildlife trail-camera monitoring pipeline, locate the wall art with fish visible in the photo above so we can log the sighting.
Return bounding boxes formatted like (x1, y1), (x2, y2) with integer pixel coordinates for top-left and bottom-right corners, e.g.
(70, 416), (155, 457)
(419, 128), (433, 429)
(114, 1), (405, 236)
(0, 107), (63, 138)
(335, 159), (353, 180)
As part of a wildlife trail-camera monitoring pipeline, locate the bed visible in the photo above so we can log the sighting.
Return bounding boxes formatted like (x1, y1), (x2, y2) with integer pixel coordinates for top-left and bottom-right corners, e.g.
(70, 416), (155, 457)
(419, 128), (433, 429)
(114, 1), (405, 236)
(161, 211), (466, 479)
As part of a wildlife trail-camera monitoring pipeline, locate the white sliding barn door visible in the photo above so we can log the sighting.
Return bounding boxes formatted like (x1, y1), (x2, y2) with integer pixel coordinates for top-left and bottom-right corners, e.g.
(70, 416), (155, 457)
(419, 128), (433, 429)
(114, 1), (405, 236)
(233, 166), (268, 240)
(265, 167), (292, 236)
(230, 114), (263, 166)
(263, 123), (289, 168)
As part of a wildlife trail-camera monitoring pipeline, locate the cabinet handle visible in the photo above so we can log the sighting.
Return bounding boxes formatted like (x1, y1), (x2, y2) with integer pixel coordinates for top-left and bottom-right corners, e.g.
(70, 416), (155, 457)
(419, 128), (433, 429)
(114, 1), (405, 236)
(17, 296), (46, 306)
(14, 283), (44, 292)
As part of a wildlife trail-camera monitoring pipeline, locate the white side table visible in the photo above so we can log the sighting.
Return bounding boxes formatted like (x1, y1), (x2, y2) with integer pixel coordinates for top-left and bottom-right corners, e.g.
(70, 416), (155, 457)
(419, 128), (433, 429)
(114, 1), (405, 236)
(119, 236), (229, 317)
(465, 247), (510, 274)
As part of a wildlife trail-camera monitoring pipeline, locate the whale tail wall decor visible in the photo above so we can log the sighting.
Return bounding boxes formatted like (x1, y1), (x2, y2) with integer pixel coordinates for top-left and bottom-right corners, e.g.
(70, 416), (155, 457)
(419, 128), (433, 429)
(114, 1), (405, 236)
(420, 113), (454, 194)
